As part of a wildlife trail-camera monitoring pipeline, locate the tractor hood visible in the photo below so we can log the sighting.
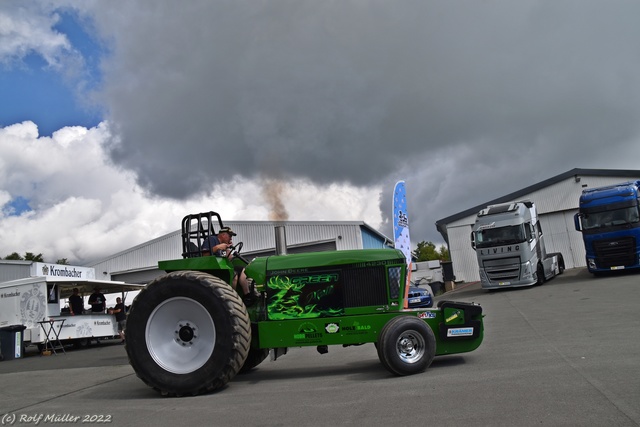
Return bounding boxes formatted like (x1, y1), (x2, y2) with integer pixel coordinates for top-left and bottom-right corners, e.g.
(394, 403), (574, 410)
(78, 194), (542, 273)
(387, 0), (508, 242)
(244, 248), (406, 286)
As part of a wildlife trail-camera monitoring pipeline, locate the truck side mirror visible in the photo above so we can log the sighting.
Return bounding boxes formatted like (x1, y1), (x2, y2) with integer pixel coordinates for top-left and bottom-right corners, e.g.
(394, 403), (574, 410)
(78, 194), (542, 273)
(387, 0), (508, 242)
(470, 231), (476, 250)
(573, 213), (582, 231)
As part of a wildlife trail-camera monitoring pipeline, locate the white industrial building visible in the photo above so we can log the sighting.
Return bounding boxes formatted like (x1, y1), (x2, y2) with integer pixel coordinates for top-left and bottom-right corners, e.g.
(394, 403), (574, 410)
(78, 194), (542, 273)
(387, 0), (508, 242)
(435, 168), (640, 283)
(85, 220), (393, 284)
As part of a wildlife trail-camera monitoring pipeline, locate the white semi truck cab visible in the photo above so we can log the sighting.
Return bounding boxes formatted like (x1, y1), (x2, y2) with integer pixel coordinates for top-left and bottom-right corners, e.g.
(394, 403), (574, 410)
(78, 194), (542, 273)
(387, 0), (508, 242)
(471, 200), (565, 289)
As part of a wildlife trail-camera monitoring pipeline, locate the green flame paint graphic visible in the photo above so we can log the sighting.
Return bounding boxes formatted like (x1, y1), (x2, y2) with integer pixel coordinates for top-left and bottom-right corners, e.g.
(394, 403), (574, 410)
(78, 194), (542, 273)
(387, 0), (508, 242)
(267, 275), (343, 320)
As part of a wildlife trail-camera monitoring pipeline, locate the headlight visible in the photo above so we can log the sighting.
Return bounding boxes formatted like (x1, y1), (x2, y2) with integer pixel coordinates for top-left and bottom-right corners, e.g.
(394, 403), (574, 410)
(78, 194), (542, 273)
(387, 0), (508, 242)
(588, 259), (596, 269)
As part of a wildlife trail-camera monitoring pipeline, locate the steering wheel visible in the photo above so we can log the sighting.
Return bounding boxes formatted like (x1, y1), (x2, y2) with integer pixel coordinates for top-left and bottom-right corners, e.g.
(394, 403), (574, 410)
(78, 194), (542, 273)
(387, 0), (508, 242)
(230, 241), (243, 254)
(229, 242), (249, 264)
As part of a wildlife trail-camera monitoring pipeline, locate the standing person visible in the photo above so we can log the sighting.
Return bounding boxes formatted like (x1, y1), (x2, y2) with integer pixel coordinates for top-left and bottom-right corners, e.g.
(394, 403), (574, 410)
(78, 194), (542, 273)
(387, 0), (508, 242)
(88, 286), (106, 313)
(69, 288), (84, 315)
(109, 297), (127, 343)
(201, 227), (255, 304)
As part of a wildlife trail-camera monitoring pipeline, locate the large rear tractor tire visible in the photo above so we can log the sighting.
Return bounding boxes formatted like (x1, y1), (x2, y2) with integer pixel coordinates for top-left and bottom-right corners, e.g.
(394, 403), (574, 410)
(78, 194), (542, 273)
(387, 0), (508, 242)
(125, 271), (251, 396)
(377, 316), (436, 376)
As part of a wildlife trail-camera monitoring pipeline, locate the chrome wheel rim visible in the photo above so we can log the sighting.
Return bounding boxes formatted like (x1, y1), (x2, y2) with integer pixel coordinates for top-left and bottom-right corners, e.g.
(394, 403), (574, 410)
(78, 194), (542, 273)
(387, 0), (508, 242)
(395, 329), (426, 364)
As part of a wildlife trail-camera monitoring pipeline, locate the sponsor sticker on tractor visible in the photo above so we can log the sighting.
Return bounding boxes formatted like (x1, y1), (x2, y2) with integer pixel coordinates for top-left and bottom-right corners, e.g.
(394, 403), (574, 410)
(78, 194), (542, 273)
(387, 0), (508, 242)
(447, 327), (474, 337)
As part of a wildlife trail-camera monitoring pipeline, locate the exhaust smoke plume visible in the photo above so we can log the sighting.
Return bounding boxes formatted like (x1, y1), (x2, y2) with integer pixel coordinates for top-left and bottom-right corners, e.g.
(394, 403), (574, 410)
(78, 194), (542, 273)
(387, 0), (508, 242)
(264, 179), (289, 222)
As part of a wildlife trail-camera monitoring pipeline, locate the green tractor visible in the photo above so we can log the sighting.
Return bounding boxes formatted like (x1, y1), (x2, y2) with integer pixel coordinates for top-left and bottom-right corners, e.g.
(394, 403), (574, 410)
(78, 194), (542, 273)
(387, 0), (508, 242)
(125, 212), (484, 396)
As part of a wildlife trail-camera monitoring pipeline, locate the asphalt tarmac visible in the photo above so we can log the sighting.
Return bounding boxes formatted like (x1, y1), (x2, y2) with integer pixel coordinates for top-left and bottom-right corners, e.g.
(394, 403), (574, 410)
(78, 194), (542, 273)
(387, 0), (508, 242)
(1, 267), (639, 427)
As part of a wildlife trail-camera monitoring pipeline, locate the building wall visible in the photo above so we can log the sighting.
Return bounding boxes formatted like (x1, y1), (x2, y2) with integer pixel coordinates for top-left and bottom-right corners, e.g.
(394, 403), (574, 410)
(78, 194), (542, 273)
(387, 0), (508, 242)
(86, 221), (387, 284)
(446, 174), (640, 283)
(361, 226), (392, 249)
(0, 261), (32, 283)
(447, 224), (476, 282)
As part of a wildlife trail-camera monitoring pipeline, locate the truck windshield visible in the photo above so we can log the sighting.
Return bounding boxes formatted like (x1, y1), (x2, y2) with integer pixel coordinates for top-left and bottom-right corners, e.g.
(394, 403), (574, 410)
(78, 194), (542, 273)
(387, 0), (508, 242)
(582, 206), (640, 230)
(475, 225), (525, 248)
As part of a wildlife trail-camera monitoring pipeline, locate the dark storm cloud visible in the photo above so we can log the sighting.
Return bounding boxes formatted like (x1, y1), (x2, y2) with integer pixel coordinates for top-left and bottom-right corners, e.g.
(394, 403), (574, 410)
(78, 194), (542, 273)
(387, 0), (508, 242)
(87, 1), (640, 243)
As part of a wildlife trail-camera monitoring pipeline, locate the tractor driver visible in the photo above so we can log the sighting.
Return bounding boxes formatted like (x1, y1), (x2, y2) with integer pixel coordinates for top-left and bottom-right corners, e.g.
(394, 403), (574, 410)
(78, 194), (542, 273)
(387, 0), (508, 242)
(202, 227), (256, 305)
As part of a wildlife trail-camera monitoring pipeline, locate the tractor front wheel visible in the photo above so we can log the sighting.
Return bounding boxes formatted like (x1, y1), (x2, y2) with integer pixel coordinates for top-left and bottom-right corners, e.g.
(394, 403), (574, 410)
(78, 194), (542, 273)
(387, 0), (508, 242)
(377, 316), (436, 376)
(125, 271), (250, 396)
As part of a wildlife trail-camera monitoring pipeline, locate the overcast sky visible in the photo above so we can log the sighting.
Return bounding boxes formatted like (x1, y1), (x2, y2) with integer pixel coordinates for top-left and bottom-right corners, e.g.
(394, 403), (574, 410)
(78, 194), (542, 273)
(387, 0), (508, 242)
(1, 1), (640, 265)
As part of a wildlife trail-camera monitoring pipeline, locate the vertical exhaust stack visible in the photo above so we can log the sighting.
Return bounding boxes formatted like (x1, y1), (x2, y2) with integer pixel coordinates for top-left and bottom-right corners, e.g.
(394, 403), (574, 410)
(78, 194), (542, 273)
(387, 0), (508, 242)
(275, 225), (288, 255)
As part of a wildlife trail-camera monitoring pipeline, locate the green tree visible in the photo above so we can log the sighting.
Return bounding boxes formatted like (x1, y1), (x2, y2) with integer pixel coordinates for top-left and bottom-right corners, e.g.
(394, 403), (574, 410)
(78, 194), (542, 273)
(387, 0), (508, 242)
(4, 252), (23, 260)
(412, 241), (450, 262)
(437, 245), (450, 261)
(56, 258), (69, 265)
(24, 252), (44, 262)
(3, 252), (46, 262)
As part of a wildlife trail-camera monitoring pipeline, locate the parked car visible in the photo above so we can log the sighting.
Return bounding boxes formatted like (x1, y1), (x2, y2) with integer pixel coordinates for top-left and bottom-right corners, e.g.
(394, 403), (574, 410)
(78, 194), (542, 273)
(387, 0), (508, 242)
(407, 283), (433, 308)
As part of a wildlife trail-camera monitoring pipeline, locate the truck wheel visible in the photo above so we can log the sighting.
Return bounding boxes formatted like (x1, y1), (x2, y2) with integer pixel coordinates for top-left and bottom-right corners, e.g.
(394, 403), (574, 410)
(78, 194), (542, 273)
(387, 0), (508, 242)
(536, 263), (546, 286)
(126, 271), (251, 396)
(239, 348), (270, 374)
(557, 255), (565, 274)
(74, 338), (89, 349)
(377, 316), (436, 376)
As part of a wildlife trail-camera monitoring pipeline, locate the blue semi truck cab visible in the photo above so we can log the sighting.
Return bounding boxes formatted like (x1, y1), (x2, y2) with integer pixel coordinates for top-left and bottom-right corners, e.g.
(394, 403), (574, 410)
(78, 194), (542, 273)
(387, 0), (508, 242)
(574, 180), (640, 274)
